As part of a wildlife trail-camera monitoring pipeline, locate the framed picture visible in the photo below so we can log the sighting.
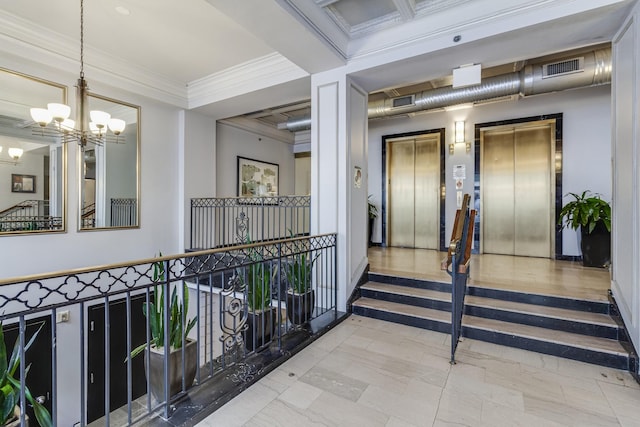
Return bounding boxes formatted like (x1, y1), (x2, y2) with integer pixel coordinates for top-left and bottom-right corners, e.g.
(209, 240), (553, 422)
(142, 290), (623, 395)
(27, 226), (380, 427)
(237, 156), (279, 197)
(11, 174), (36, 193)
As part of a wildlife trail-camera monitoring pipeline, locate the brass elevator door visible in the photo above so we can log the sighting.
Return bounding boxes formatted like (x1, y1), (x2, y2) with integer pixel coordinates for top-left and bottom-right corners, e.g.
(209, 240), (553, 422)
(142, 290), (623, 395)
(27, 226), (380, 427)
(387, 135), (440, 249)
(481, 121), (554, 258)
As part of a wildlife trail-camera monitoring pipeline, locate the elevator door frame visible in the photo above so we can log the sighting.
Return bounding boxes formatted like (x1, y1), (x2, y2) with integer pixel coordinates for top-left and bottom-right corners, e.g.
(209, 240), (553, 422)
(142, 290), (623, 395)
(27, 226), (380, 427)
(477, 116), (560, 258)
(381, 129), (446, 251)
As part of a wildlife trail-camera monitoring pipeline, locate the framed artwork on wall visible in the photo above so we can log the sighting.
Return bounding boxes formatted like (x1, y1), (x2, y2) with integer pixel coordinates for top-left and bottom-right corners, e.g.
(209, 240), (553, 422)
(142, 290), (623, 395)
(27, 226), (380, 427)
(237, 156), (279, 197)
(11, 174), (36, 193)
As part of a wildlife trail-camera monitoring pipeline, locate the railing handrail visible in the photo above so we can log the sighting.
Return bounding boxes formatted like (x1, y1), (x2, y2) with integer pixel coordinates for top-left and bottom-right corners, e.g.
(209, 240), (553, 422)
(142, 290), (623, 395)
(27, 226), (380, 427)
(0, 199), (46, 217)
(0, 233), (337, 287)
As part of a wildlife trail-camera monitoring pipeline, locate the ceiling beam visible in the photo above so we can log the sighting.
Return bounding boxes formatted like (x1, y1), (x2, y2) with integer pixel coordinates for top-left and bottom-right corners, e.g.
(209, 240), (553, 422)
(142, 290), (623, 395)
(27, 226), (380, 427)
(392, 0), (416, 21)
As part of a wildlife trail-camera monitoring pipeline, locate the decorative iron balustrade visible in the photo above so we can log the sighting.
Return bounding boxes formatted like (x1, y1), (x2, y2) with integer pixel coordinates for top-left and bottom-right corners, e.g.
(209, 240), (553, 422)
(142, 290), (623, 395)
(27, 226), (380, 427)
(0, 200), (62, 232)
(111, 198), (137, 227)
(0, 233), (337, 425)
(190, 195), (310, 250)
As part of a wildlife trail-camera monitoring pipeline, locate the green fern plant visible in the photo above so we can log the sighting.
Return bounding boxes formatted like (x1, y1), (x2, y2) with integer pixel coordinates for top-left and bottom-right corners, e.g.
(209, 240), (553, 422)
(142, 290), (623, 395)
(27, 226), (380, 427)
(130, 255), (196, 359)
(0, 323), (52, 427)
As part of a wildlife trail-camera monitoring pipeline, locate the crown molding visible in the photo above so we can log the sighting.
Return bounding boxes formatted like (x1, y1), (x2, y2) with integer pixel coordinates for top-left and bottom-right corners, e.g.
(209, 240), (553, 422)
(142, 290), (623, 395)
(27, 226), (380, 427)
(187, 53), (309, 109)
(218, 117), (294, 144)
(0, 10), (188, 108)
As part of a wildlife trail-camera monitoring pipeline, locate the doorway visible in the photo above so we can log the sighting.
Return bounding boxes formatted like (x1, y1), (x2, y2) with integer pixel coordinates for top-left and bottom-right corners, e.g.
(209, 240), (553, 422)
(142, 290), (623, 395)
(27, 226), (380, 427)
(383, 129), (445, 250)
(479, 118), (557, 258)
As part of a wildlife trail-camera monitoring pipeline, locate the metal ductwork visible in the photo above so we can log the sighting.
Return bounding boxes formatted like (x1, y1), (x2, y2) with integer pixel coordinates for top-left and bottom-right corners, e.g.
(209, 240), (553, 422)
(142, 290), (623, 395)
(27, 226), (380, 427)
(282, 47), (611, 132)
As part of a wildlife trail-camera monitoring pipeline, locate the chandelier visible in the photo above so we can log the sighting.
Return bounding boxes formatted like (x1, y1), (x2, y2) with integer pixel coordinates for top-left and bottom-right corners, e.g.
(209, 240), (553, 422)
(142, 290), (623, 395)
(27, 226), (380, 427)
(29, 0), (125, 147)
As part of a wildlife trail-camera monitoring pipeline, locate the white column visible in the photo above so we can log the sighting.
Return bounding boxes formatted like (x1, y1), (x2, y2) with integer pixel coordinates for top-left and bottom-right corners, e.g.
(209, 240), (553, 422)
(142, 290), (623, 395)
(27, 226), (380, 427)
(311, 68), (369, 311)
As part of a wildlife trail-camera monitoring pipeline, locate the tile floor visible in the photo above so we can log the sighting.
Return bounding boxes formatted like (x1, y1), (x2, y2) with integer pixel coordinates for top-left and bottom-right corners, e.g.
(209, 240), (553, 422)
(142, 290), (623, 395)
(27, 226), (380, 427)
(197, 315), (640, 427)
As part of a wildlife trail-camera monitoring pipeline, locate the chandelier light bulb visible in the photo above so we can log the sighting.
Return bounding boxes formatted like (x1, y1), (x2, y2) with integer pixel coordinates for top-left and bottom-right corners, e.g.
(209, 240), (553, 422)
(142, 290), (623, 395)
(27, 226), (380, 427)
(89, 122), (102, 135)
(90, 110), (111, 129)
(30, 108), (53, 127)
(47, 103), (71, 122)
(108, 118), (126, 135)
(59, 118), (76, 132)
(8, 147), (24, 160)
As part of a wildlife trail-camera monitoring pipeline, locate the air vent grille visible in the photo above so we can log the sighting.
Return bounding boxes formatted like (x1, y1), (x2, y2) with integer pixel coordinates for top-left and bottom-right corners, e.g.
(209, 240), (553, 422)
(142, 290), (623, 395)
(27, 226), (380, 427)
(543, 57), (584, 78)
(392, 95), (415, 108)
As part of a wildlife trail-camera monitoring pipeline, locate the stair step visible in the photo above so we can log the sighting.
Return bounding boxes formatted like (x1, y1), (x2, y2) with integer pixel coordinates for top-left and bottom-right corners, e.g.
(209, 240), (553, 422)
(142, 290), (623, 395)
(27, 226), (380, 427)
(352, 297), (450, 334)
(464, 295), (619, 339)
(360, 281), (619, 338)
(462, 315), (629, 370)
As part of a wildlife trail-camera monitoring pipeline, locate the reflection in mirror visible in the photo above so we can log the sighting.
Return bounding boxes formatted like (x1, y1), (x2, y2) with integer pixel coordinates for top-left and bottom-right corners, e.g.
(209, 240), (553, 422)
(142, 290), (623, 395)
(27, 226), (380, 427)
(0, 68), (67, 235)
(80, 94), (139, 230)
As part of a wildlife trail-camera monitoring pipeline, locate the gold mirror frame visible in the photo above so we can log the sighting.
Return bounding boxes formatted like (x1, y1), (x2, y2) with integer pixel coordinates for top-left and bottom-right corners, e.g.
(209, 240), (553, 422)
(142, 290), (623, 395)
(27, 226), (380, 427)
(79, 93), (140, 230)
(0, 67), (67, 236)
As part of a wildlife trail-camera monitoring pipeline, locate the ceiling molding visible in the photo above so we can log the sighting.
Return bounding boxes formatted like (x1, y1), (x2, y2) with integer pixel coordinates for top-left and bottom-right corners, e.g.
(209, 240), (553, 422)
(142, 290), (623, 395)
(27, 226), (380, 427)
(393, 0), (417, 21)
(187, 53), (309, 109)
(0, 10), (188, 107)
(218, 117), (294, 144)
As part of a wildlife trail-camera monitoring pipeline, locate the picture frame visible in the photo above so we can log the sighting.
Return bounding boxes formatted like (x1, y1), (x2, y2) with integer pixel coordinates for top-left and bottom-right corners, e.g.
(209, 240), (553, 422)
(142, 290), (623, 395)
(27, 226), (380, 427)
(11, 173), (36, 193)
(237, 156), (279, 198)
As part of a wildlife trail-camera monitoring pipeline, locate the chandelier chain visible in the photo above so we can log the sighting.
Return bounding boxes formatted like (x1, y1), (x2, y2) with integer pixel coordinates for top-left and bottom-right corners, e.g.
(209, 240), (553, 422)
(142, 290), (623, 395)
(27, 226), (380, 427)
(80, 0), (84, 79)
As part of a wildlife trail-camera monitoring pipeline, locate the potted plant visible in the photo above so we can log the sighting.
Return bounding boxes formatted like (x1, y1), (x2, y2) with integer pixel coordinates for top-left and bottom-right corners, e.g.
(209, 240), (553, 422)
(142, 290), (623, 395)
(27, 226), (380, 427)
(244, 256), (278, 351)
(0, 323), (52, 427)
(368, 195), (378, 246)
(558, 191), (611, 267)
(285, 249), (318, 325)
(129, 256), (197, 401)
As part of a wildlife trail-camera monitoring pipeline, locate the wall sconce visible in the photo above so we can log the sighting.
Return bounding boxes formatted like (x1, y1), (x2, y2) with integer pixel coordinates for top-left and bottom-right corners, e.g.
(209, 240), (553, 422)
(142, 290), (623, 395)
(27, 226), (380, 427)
(450, 121), (471, 154)
(8, 148), (23, 161)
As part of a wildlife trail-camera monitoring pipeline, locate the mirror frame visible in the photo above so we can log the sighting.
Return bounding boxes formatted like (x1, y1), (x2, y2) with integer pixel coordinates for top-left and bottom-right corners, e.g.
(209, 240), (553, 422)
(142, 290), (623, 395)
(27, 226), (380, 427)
(78, 93), (141, 231)
(0, 67), (68, 236)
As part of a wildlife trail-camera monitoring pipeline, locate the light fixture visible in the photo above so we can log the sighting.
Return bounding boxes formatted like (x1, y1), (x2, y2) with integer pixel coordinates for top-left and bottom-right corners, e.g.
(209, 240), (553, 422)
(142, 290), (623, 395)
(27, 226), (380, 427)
(29, 0), (125, 148)
(455, 121), (465, 143)
(8, 148), (23, 161)
(451, 121), (471, 154)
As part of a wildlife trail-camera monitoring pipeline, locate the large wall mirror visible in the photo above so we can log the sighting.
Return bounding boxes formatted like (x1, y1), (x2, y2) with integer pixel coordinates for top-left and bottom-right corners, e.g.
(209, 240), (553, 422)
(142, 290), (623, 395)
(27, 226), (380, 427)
(80, 94), (140, 230)
(0, 68), (67, 235)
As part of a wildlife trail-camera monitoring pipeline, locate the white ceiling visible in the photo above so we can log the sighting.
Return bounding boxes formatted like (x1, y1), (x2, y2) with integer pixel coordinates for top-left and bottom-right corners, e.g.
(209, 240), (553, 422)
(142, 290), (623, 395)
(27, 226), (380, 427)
(0, 0), (634, 123)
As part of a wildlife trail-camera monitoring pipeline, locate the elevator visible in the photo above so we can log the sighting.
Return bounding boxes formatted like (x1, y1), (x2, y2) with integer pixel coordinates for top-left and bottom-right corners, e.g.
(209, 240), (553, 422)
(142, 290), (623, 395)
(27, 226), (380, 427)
(386, 133), (441, 249)
(480, 119), (555, 258)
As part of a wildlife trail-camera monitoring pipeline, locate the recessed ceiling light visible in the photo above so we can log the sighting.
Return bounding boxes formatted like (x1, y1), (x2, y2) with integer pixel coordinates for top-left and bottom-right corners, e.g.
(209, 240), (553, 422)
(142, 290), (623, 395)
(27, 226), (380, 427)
(115, 6), (130, 16)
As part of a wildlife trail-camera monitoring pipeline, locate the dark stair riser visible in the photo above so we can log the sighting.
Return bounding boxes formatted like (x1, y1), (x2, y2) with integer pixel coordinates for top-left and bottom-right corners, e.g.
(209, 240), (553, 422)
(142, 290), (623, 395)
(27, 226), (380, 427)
(467, 286), (610, 314)
(462, 326), (630, 371)
(360, 288), (451, 312)
(367, 273), (451, 293)
(352, 305), (450, 335)
(464, 305), (620, 339)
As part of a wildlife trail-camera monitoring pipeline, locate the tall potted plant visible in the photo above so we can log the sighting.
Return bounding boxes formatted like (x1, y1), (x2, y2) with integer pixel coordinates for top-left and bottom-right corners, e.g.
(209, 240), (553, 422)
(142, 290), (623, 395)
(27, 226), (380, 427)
(558, 191), (611, 267)
(285, 249), (317, 325)
(129, 256), (197, 401)
(244, 256), (278, 351)
(0, 323), (52, 427)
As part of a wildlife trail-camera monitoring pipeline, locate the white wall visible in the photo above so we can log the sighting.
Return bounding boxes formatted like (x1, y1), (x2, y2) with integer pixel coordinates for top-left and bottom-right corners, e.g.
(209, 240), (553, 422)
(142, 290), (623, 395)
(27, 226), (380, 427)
(611, 2), (640, 361)
(181, 111), (217, 250)
(368, 84), (612, 256)
(216, 123), (295, 197)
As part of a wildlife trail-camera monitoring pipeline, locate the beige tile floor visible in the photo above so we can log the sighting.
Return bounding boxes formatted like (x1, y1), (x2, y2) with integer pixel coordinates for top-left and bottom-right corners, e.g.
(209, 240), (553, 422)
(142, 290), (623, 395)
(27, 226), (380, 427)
(197, 315), (640, 427)
(368, 247), (612, 302)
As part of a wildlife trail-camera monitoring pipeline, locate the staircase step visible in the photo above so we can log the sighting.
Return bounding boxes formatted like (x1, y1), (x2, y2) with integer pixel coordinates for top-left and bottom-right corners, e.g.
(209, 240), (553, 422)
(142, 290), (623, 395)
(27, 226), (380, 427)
(352, 297), (450, 334)
(367, 273), (451, 293)
(462, 315), (629, 370)
(360, 282), (451, 311)
(464, 295), (619, 339)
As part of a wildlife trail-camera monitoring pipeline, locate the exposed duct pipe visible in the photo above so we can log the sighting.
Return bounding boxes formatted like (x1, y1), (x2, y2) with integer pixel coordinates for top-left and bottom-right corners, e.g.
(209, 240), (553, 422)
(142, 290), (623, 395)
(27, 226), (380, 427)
(282, 47), (611, 132)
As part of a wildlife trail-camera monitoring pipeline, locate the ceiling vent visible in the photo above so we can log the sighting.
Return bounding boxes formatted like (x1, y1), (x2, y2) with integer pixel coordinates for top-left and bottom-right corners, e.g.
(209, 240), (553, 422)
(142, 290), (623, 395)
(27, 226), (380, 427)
(542, 57), (584, 78)
(391, 95), (415, 108)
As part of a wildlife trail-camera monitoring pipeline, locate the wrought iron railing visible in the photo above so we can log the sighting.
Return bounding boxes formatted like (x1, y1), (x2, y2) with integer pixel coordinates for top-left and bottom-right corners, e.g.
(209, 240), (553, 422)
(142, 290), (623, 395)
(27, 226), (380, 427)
(0, 233), (337, 426)
(190, 196), (310, 250)
(0, 200), (62, 232)
(442, 194), (475, 364)
(111, 198), (137, 227)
